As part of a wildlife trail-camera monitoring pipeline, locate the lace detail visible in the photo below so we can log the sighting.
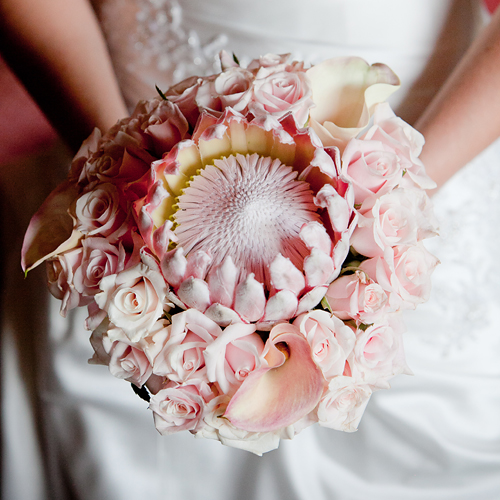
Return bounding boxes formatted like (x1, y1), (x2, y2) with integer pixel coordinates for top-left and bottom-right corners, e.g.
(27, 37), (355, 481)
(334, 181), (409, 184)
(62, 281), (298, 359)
(131, 0), (227, 84)
(405, 138), (500, 357)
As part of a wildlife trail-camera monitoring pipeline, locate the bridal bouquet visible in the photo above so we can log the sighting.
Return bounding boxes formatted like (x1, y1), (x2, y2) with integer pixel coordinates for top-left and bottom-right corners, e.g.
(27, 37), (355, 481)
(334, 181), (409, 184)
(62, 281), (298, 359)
(22, 52), (438, 454)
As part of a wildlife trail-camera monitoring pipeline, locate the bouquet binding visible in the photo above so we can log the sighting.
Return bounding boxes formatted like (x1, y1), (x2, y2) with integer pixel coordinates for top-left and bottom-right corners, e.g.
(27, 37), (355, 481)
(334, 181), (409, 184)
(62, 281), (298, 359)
(22, 52), (438, 455)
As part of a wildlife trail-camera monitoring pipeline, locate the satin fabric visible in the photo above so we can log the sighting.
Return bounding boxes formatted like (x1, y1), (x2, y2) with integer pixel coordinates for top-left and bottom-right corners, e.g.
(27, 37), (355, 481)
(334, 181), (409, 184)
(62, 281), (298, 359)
(3, 1), (500, 499)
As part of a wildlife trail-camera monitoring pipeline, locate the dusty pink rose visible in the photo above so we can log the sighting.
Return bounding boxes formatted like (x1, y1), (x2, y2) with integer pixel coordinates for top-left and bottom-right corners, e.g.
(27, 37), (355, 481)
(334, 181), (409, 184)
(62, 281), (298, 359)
(149, 379), (214, 435)
(317, 376), (372, 432)
(150, 309), (222, 383)
(73, 237), (126, 297)
(349, 319), (410, 387)
(213, 67), (254, 112)
(94, 262), (168, 342)
(71, 182), (130, 242)
(204, 323), (265, 395)
(293, 310), (355, 380)
(47, 248), (91, 317)
(249, 66), (314, 126)
(325, 270), (388, 324)
(341, 138), (403, 204)
(130, 98), (190, 157)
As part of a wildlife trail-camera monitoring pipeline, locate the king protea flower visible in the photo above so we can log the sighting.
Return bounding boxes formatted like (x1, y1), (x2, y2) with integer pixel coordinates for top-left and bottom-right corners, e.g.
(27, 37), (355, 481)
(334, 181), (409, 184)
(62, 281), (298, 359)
(136, 109), (356, 327)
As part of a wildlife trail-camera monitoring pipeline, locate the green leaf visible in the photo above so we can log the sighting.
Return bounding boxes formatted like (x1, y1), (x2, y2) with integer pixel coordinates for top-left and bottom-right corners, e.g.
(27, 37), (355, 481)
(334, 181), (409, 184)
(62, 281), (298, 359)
(156, 85), (168, 101)
(232, 52), (240, 65)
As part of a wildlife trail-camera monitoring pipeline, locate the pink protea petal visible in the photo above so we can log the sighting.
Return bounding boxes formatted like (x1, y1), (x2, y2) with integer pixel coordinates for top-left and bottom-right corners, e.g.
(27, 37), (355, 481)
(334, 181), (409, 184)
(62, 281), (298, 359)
(269, 254), (305, 295)
(224, 323), (325, 432)
(299, 221), (332, 255)
(303, 248), (335, 287)
(315, 184), (351, 234)
(161, 248), (187, 287)
(204, 303), (242, 327)
(22, 181), (82, 272)
(262, 290), (298, 322)
(185, 250), (212, 280)
(207, 256), (238, 308)
(233, 274), (266, 322)
(295, 286), (328, 316)
(177, 277), (211, 312)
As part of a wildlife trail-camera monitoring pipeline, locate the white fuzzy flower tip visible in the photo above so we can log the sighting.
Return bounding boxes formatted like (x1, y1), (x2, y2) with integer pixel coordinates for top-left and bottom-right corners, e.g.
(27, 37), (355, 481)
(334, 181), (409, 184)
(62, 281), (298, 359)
(141, 110), (354, 322)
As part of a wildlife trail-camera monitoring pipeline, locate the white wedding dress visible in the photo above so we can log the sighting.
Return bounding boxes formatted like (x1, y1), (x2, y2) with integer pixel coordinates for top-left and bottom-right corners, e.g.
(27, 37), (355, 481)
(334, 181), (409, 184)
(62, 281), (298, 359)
(3, 0), (500, 499)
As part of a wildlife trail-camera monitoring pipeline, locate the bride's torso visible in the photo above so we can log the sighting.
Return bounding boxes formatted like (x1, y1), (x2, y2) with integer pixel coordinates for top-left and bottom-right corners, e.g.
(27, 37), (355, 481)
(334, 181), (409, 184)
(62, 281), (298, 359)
(38, 1), (500, 499)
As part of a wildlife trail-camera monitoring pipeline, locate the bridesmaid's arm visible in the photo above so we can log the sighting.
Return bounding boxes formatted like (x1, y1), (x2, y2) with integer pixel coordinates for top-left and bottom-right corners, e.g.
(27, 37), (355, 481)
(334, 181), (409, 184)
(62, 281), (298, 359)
(0, 0), (128, 152)
(416, 6), (500, 191)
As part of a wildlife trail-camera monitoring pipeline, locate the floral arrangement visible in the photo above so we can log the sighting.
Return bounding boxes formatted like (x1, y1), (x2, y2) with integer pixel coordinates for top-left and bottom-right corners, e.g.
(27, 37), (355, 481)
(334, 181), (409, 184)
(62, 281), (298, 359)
(22, 52), (438, 455)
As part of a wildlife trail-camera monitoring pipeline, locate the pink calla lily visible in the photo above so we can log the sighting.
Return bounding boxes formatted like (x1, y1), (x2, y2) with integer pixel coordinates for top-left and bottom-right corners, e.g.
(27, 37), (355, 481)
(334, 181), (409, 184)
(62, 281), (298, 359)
(224, 323), (325, 432)
(21, 181), (81, 273)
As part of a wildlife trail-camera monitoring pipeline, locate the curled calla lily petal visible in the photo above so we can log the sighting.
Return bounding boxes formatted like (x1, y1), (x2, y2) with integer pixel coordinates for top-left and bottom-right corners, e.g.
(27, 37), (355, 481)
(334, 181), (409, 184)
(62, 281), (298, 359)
(306, 57), (400, 150)
(224, 323), (325, 432)
(22, 181), (82, 272)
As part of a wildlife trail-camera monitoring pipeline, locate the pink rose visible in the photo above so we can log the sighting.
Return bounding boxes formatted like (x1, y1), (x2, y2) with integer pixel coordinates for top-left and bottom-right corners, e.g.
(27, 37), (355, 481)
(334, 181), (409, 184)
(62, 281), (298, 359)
(46, 248), (91, 317)
(204, 323), (265, 395)
(293, 310), (355, 380)
(94, 262), (168, 342)
(107, 341), (153, 387)
(361, 244), (439, 310)
(73, 237), (125, 297)
(249, 67), (314, 126)
(325, 270), (388, 324)
(341, 138), (403, 204)
(214, 67), (254, 112)
(131, 98), (190, 157)
(149, 379), (214, 435)
(363, 103), (435, 190)
(71, 182), (130, 242)
(350, 188), (421, 258)
(150, 309), (222, 383)
(349, 319), (410, 387)
(317, 376), (372, 432)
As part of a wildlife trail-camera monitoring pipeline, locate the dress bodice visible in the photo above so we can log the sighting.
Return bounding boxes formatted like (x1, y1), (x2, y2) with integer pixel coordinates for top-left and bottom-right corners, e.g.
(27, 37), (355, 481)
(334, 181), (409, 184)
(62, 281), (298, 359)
(94, 0), (481, 124)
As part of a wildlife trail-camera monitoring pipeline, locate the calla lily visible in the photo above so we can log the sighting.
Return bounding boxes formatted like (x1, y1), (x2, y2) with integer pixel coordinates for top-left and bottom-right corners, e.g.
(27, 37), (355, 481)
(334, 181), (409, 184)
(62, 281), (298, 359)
(21, 181), (82, 273)
(306, 57), (400, 150)
(224, 323), (325, 432)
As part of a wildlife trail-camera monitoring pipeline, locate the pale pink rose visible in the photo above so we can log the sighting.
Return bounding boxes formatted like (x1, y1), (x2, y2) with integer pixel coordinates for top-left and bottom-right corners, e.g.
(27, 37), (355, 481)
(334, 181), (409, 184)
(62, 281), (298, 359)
(108, 341), (153, 387)
(150, 309), (222, 383)
(214, 67), (254, 112)
(363, 103), (435, 190)
(317, 376), (372, 432)
(204, 323), (265, 395)
(360, 243), (439, 310)
(341, 138), (404, 204)
(249, 67), (314, 126)
(71, 182), (130, 242)
(293, 310), (355, 380)
(325, 270), (388, 324)
(246, 53), (292, 72)
(350, 188), (421, 258)
(46, 248), (91, 317)
(94, 262), (168, 343)
(195, 395), (280, 455)
(73, 237), (126, 297)
(149, 379), (214, 435)
(391, 244), (439, 307)
(69, 127), (102, 182)
(349, 319), (410, 387)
